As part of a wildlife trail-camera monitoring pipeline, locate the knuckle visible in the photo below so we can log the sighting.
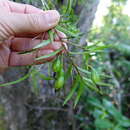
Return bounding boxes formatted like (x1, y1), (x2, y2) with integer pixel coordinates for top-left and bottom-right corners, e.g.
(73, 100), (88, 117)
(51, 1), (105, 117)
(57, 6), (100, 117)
(27, 14), (41, 31)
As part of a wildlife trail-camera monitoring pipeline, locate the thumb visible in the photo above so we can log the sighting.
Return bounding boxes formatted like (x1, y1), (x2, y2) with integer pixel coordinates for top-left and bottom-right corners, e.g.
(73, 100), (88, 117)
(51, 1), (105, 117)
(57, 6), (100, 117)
(0, 10), (60, 41)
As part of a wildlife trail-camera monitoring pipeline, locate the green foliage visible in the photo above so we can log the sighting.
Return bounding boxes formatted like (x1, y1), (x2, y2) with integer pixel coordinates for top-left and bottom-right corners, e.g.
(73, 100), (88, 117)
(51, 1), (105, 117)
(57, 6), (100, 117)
(75, 97), (130, 129)
(83, 0), (130, 129)
(0, 70), (31, 87)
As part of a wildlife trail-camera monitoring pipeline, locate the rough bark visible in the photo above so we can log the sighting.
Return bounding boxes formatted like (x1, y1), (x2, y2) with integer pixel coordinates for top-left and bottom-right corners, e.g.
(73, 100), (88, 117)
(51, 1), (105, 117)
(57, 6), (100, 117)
(75, 0), (99, 65)
(0, 68), (30, 130)
(77, 0), (99, 45)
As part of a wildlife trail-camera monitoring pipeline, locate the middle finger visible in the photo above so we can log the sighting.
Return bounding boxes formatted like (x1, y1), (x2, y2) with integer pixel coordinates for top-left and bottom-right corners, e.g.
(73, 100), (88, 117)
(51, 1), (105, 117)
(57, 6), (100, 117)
(10, 37), (63, 52)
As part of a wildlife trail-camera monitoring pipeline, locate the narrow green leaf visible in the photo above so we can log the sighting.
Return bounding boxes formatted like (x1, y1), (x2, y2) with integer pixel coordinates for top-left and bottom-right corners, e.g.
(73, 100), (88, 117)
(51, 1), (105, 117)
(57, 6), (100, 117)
(18, 50), (35, 55)
(0, 72), (32, 87)
(35, 71), (53, 80)
(96, 82), (113, 87)
(56, 25), (78, 37)
(101, 74), (112, 78)
(36, 48), (63, 61)
(69, 51), (89, 55)
(77, 67), (111, 79)
(77, 67), (90, 75)
(63, 78), (78, 105)
(74, 85), (84, 108)
(66, 0), (73, 14)
(41, 0), (49, 10)
(48, 30), (54, 43)
(33, 40), (51, 49)
(31, 72), (39, 95)
(18, 40), (51, 55)
(83, 77), (99, 92)
(92, 44), (112, 51)
(65, 64), (73, 80)
(85, 43), (99, 49)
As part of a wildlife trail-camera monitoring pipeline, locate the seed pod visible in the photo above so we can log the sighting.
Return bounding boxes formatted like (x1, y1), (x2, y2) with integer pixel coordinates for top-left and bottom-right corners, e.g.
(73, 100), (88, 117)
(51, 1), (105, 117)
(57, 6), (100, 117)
(54, 76), (64, 90)
(59, 69), (65, 77)
(52, 58), (61, 72)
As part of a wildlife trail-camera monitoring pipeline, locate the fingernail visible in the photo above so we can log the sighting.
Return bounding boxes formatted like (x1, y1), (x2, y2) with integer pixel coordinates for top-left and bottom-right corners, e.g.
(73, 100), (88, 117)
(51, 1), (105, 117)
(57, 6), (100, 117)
(44, 10), (60, 27)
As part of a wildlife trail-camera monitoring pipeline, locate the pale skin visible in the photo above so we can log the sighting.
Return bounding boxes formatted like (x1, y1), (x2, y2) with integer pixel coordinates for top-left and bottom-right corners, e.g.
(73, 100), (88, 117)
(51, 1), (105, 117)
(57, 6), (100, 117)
(0, 0), (66, 73)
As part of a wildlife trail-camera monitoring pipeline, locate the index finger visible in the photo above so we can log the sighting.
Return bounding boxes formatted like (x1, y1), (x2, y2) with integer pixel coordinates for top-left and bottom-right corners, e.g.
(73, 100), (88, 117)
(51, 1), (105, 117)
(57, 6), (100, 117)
(6, 0), (43, 14)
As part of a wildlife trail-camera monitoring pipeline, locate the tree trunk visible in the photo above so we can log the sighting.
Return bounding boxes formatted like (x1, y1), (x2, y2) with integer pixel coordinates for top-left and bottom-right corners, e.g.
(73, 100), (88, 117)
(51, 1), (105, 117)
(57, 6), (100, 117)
(0, 67), (30, 130)
(77, 0), (99, 45)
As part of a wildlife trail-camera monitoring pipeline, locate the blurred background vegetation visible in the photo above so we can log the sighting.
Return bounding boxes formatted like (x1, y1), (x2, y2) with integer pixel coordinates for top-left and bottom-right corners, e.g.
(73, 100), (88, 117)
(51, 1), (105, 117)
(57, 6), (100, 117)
(0, 0), (130, 130)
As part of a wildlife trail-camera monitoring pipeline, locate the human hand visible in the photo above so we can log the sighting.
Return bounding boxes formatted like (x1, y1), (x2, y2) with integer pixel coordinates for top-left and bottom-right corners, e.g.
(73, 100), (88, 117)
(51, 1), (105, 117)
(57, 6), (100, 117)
(0, 0), (66, 72)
